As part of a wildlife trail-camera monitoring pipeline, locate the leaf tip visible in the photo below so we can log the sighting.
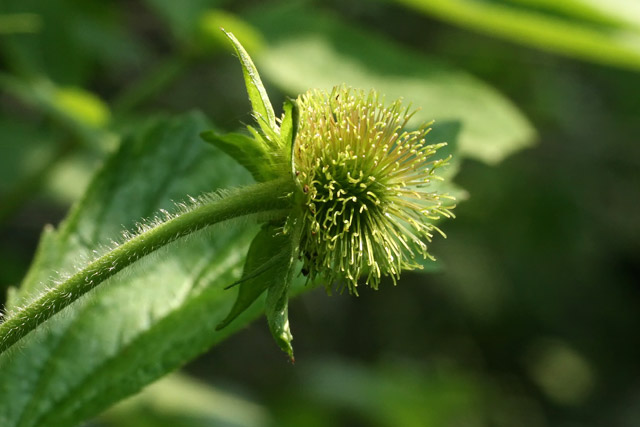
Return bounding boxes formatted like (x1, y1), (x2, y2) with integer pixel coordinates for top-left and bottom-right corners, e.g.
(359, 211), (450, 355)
(277, 336), (294, 362)
(214, 321), (227, 331)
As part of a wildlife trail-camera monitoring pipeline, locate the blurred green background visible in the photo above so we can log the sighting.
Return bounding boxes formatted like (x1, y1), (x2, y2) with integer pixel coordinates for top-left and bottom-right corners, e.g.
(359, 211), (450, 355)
(1, 0), (639, 426)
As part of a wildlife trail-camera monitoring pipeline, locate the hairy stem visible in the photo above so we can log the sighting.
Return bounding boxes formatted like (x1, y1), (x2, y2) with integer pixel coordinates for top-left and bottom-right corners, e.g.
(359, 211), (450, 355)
(0, 178), (293, 355)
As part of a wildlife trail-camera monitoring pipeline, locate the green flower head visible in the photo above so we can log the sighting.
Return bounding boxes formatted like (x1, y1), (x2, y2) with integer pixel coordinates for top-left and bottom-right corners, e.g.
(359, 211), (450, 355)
(293, 86), (455, 293)
(207, 31), (457, 357)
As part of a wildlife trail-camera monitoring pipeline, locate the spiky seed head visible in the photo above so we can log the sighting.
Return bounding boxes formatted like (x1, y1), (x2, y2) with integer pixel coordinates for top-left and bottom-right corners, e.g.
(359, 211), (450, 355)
(292, 86), (455, 293)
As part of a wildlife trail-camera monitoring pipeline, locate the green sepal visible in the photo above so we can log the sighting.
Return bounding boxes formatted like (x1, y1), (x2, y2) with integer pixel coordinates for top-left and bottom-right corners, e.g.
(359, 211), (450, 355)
(264, 217), (301, 361)
(200, 130), (271, 182)
(264, 247), (296, 361)
(280, 97), (300, 173)
(222, 29), (277, 137)
(216, 224), (291, 331)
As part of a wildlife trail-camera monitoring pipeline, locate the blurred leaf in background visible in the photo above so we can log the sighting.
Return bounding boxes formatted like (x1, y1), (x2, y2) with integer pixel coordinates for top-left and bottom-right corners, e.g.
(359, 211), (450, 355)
(248, 3), (535, 164)
(394, 0), (640, 70)
(100, 372), (270, 427)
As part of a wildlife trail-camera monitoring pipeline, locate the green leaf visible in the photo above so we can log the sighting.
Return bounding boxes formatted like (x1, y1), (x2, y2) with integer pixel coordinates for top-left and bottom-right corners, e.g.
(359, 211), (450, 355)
(413, 121), (466, 273)
(1, 1), (142, 86)
(504, 0), (640, 28)
(247, 4), (535, 164)
(99, 372), (269, 427)
(394, 0), (640, 71)
(196, 9), (266, 56)
(216, 224), (291, 330)
(0, 117), (56, 195)
(142, 0), (225, 42)
(289, 359), (487, 426)
(223, 30), (278, 137)
(0, 13), (41, 34)
(201, 130), (271, 182)
(0, 73), (112, 149)
(0, 112), (273, 427)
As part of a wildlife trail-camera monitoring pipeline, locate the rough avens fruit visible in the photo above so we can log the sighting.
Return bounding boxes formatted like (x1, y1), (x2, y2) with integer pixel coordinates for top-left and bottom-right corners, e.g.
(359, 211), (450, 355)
(293, 86), (455, 293)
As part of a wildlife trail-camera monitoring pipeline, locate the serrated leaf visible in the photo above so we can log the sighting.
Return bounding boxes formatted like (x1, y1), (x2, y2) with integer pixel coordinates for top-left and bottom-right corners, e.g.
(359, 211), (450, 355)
(247, 4), (535, 165)
(201, 130), (271, 182)
(223, 29), (278, 137)
(0, 112), (275, 427)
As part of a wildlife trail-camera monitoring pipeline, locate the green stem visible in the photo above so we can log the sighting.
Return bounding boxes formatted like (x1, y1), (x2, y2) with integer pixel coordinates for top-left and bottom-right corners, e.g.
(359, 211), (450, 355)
(0, 178), (293, 355)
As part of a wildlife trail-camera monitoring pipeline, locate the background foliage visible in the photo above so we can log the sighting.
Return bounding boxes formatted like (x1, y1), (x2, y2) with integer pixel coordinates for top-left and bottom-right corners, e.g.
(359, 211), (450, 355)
(0, 0), (638, 426)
